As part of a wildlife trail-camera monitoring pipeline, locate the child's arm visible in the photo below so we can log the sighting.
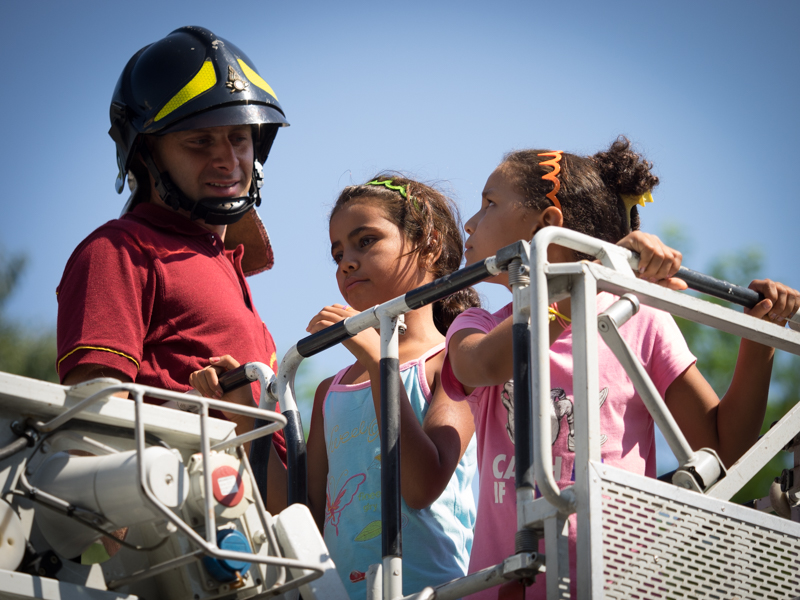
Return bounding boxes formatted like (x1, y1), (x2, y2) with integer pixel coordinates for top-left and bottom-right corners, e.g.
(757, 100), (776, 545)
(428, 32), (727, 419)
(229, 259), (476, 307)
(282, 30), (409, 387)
(665, 279), (799, 467)
(308, 305), (475, 510)
(306, 377), (333, 531)
(447, 319), (515, 391)
(190, 356), (287, 514)
(449, 231), (687, 390)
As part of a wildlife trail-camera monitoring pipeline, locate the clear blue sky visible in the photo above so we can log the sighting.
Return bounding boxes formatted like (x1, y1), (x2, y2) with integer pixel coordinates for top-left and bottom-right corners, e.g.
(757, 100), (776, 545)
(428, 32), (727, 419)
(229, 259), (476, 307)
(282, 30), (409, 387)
(3, 1), (799, 430)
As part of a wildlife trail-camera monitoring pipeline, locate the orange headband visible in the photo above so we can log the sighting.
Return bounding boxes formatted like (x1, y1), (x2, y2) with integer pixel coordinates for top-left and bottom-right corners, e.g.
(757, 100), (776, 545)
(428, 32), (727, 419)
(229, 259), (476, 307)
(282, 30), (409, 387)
(537, 151), (563, 211)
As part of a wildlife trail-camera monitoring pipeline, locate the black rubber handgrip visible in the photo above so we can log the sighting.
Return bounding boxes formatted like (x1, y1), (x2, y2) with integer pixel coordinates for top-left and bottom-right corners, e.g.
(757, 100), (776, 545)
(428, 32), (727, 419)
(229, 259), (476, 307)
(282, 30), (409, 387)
(218, 364), (253, 393)
(675, 267), (762, 309)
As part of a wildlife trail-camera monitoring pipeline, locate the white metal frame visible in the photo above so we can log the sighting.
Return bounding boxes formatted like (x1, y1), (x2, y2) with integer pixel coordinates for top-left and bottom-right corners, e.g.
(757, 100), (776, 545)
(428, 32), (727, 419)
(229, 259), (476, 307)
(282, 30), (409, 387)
(0, 369), (327, 598)
(274, 226), (800, 599)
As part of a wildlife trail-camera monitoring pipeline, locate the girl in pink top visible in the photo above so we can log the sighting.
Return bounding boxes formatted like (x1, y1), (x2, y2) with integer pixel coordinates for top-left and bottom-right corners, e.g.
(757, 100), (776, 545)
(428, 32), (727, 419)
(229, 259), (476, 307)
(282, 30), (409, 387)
(442, 137), (799, 599)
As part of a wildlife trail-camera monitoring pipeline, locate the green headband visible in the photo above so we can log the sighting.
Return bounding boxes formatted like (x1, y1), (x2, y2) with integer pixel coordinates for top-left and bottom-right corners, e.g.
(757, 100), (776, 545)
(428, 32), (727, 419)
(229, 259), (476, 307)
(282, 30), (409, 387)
(365, 179), (422, 211)
(366, 179), (408, 197)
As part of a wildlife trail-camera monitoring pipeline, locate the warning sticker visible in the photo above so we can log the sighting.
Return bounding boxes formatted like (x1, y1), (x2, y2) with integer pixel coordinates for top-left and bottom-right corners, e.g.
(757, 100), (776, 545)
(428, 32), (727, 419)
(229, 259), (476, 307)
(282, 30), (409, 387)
(212, 465), (245, 507)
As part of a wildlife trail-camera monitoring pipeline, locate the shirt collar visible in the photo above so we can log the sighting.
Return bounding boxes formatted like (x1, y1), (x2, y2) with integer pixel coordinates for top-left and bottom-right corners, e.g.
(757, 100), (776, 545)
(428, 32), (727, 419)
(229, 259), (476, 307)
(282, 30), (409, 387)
(126, 202), (217, 238)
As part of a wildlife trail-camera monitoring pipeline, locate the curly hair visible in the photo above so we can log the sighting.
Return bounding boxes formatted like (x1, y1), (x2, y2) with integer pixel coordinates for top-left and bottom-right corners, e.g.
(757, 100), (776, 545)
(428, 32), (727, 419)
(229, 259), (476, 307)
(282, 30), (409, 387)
(500, 136), (659, 252)
(331, 174), (480, 334)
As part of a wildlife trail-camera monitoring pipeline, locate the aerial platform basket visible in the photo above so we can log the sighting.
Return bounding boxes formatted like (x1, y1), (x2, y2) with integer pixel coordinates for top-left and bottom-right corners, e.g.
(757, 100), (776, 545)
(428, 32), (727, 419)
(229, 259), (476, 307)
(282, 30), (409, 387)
(597, 462), (800, 599)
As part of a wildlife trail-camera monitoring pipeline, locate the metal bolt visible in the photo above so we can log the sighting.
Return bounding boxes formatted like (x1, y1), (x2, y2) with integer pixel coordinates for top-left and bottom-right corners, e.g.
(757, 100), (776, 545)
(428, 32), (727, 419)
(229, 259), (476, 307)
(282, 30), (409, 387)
(50, 555), (59, 564)
(253, 529), (267, 544)
(164, 474), (174, 485)
(393, 570), (400, 576)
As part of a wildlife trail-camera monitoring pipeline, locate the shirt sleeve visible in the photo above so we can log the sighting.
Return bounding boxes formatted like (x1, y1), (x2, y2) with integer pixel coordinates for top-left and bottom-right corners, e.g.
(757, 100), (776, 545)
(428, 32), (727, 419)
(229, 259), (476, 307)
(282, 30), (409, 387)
(442, 307), (499, 402)
(640, 307), (697, 398)
(56, 227), (156, 382)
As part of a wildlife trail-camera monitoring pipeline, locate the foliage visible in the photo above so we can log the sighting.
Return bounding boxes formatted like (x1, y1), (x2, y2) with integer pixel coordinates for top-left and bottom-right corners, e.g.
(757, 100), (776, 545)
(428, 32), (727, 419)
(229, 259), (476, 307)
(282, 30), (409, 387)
(662, 227), (799, 504)
(294, 357), (324, 439)
(0, 248), (58, 382)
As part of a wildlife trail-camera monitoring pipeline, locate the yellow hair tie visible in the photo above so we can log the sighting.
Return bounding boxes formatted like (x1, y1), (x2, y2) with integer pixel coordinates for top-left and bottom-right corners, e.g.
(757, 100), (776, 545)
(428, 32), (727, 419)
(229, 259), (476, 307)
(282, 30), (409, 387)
(620, 191), (654, 230)
(548, 306), (571, 326)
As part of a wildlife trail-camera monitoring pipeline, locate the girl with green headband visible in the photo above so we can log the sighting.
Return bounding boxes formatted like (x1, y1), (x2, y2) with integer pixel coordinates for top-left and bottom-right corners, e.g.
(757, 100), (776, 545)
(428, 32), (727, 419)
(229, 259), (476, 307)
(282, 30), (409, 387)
(303, 175), (480, 599)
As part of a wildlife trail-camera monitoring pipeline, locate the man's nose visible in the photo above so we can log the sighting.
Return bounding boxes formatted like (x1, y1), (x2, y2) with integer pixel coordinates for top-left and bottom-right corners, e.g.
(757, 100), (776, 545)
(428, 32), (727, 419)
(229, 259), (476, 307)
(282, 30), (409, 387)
(211, 139), (238, 170)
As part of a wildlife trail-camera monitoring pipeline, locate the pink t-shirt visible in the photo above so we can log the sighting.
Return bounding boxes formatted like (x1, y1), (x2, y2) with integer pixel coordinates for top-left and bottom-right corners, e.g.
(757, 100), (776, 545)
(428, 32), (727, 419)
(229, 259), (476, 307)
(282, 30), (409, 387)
(442, 293), (696, 599)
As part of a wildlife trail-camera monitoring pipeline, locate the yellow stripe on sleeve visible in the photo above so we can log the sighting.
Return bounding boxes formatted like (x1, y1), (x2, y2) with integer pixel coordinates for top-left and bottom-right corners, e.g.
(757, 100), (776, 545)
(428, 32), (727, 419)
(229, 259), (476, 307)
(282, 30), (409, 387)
(57, 346), (140, 372)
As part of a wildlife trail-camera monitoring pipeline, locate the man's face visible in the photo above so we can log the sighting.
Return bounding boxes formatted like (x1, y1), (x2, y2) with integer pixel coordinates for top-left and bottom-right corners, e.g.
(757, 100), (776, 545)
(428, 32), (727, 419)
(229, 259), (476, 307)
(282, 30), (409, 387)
(149, 124), (254, 202)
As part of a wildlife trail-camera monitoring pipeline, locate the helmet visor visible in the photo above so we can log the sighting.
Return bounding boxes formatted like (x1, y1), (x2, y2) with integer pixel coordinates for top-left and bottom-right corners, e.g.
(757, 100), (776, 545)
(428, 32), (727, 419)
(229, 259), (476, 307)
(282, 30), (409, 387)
(159, 103), (288, 135)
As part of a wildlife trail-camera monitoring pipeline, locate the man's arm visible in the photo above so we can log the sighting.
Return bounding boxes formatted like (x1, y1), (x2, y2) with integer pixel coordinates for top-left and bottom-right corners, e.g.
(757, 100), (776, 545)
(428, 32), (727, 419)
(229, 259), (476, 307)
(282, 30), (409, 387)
(62, 364), (132, 398)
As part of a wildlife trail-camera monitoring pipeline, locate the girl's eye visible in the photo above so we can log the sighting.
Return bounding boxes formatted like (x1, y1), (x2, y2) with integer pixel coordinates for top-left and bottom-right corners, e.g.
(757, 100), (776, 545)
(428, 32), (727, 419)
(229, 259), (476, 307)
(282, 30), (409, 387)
(332, 252), (343, 264)
(359, 236), (375, 248)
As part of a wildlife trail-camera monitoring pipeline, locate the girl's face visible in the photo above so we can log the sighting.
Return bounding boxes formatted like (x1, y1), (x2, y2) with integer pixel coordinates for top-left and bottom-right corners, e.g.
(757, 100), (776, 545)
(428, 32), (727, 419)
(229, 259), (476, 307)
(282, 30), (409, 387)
(330, 200), (432, 310)
(464, 167), (539, 285)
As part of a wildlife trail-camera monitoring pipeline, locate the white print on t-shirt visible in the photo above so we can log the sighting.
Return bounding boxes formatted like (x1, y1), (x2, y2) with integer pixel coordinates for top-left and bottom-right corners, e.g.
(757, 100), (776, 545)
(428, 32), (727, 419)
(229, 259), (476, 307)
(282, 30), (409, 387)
(501, 380), (609, 450)
(491, 455), (563, 504)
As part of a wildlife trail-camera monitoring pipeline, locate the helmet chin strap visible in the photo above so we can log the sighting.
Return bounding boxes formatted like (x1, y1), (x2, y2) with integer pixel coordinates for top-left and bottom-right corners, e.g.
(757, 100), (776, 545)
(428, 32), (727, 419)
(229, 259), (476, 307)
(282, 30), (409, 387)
(139, 146), (261, 226)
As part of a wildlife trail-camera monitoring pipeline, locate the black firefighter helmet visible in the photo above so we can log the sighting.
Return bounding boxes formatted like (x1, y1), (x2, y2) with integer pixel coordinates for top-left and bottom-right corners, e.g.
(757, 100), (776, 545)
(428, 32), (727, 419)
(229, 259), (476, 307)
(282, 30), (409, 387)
(108, 26), (288, 275)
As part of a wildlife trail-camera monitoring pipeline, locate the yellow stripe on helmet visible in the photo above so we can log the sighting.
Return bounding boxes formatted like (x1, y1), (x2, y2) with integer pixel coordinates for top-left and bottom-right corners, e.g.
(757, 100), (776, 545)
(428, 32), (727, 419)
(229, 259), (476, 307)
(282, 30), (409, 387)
(237, 59), (278, 100)
(155, 60), (217, 122)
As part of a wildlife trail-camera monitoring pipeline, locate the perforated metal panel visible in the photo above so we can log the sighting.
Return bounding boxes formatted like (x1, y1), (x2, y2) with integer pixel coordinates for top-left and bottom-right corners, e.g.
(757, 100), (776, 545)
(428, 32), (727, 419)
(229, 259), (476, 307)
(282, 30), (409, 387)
(600, 476), (800, 599)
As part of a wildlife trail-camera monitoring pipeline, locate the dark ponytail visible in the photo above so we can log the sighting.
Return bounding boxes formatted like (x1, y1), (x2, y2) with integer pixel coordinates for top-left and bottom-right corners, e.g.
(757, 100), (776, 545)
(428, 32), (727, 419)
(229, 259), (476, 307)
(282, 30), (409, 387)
(433, 287), (482, 336)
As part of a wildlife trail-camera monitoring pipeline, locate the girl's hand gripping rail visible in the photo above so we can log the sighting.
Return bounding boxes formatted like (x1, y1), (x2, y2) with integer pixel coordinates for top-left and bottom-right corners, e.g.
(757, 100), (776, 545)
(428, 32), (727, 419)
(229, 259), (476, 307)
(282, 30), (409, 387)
(671, 266), (800, 332)
(602, 237), (800, 331)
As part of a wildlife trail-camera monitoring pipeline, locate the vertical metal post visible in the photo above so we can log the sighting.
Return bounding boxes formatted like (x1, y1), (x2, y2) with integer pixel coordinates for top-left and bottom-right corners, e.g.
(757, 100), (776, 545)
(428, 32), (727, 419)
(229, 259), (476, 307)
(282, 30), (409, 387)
(379, 309), (402, 600)
(510, 257), (534, 493)
(509, 256), (539, 562)
(529, 237), (575, 514)
(570, 268), (604, 598)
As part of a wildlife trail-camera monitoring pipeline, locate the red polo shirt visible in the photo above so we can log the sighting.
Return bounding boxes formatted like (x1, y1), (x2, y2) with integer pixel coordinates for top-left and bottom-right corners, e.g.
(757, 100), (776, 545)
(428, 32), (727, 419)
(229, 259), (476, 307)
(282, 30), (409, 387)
(57, 202), (285, 460)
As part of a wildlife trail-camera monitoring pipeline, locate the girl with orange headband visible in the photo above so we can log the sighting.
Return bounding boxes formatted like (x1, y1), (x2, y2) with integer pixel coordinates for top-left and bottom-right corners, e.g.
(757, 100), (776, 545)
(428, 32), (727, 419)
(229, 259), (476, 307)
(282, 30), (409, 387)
(442, 136), (799, 598)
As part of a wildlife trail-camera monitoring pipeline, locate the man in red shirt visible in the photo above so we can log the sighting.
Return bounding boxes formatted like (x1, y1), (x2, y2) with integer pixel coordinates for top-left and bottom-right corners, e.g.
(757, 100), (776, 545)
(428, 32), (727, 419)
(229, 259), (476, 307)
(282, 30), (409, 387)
(56, 26), (288, 511)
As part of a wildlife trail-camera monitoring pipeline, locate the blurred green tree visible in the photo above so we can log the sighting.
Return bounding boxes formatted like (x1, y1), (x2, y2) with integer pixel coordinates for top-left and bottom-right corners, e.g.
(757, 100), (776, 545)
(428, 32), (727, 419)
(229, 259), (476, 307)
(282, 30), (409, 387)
(0, 248), (58, 382)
